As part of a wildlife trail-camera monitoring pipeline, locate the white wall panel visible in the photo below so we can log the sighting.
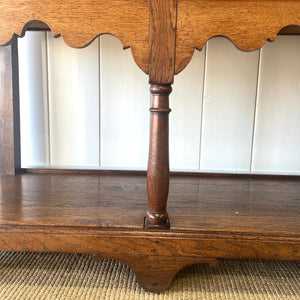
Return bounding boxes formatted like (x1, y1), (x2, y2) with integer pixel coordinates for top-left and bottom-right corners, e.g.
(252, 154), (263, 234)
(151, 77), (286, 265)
(170, 48), (206, 170)
(100, 35), (149, 169)
(19, 34), (300, 175)
(47, 33), (100, 167)
(200, 38), (259, 172)
(18, 32), (49, 167)
(252, 36), (300, 174)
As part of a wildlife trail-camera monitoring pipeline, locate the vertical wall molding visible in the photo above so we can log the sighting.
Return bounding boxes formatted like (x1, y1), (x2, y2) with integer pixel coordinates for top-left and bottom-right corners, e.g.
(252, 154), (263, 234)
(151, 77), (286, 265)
(199, 37), (259, 173)
(170, 47), (205, 170)
(18, 32), (48, 167)
(251, 36), (300, 174)
(45, 33), (51, 166)
(249, 48), (262, 172)
(198, 45), (208, 170)
(98, 37), (102, 168)
(11, 39), (21, 173)
(47, 33), (100, 167)
(100, 35), (149, 169)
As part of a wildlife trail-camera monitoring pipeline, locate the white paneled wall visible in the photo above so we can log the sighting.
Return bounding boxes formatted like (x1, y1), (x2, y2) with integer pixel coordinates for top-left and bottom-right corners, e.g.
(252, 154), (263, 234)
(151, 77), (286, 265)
(200, 38), (259, 172)
(18, 33), (300, 174)
(47, 33), (100, 167)
(18, 32), (49, 167)
(170, 48), (206, 170)
(100, 35), (149, 169)
(252, 36), (300, 174)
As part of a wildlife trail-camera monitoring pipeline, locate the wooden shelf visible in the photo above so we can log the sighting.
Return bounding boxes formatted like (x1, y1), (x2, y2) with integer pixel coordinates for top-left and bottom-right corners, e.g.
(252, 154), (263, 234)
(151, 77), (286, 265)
(2, 0), (300, 292)
(0, 172), (299, 291)
(0, 172), (299, 235)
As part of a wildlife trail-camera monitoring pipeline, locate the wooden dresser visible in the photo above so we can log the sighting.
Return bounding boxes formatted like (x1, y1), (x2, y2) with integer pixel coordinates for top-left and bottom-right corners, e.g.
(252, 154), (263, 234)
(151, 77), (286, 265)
(0, 0), (299, 292)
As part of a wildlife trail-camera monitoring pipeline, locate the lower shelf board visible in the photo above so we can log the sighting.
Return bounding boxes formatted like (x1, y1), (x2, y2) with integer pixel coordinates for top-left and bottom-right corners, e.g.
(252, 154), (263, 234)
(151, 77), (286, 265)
(0, 172), (299, 292)
(1, 172), (299, 233)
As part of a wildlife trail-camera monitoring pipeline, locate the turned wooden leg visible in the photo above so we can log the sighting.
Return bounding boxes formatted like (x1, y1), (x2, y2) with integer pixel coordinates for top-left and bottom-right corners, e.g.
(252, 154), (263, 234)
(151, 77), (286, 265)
(94, 254), (218, 293)
(145, 84), (172, 230)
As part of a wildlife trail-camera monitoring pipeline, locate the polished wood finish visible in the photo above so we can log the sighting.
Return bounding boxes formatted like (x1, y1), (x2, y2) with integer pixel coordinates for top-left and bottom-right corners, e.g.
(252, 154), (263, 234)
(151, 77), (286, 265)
(1, 0), (300, 292)
(0, 173), (299, 291)
(146, 85), (172, 229)
(1, 173), (299, 234)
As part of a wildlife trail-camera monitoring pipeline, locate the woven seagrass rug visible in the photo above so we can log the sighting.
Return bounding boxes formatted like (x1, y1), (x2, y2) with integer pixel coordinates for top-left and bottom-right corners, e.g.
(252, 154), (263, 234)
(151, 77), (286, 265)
(0, 252), (299, 299)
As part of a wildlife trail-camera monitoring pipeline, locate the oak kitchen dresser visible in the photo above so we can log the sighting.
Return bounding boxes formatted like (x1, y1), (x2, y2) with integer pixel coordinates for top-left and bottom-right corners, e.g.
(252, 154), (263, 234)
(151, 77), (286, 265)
(0, 0), (300, 292)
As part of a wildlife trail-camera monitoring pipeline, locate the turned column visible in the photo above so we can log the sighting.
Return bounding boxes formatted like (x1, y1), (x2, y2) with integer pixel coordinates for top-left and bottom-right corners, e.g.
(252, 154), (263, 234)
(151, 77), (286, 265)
(145, 0), (177, 229)
(145, 84), (172, 229)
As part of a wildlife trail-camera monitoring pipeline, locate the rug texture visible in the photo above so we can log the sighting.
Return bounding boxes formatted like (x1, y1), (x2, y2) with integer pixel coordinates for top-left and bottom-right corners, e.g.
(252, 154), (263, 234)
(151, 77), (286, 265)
(0, 252), (299, 299)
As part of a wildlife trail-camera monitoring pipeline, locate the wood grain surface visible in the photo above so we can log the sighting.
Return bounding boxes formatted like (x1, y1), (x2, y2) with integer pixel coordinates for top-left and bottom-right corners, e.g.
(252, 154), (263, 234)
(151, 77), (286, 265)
(146, 85), (172, 229)
(25, 21), (300, 35)
(0, 0), (149, 73)
(1, 1), (300, 292)
(0, 173), (299, 291)
(0, 173), (299, 234)
(94, 253), (218, 292)
(0, 45), (14, 175)
(149, 0), (177, 84)
(175, 0), (300, 74)
(2, 0), (300, 75)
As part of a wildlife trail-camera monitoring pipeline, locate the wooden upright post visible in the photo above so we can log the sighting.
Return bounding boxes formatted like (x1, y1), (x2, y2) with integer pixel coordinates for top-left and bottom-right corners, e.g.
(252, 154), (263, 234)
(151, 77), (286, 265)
(146, 84), (172, 229)
(0, 39), (20, 176)
(145, 0), (177, 229)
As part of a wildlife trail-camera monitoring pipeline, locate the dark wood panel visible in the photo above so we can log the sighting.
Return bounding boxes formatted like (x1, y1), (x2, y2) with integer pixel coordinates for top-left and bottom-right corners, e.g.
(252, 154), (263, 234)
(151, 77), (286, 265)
(0, 173), (299, 235)
(0, 45), (14, 175)
(25, 21), (51, 31)
(278, 25), (300, 35)
(0, 40), (20, 176)
(11, 39), (21, 173)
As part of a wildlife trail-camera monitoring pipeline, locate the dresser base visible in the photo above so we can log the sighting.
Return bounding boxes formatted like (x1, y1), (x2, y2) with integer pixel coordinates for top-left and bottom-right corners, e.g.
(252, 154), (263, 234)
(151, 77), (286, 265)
(0, 172), (299, 292)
